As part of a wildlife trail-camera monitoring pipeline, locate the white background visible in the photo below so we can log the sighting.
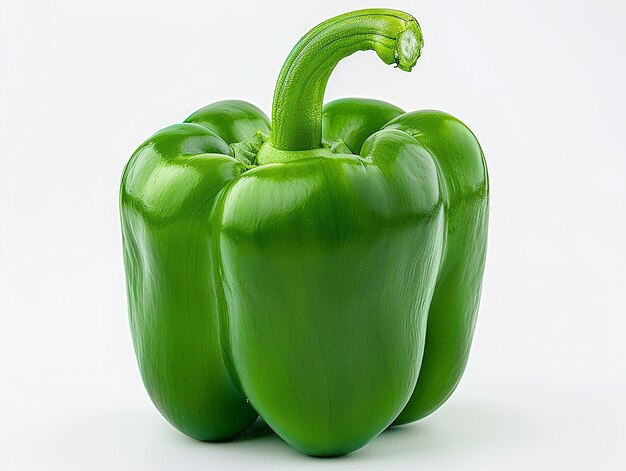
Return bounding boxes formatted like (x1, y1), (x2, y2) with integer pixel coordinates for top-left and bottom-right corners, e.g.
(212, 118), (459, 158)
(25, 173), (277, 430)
(1, 0), (625, 469)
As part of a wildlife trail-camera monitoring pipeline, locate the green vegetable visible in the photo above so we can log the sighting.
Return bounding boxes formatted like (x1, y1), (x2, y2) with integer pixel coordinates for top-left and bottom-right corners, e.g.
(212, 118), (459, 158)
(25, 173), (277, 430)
(120, 8), (488, 456)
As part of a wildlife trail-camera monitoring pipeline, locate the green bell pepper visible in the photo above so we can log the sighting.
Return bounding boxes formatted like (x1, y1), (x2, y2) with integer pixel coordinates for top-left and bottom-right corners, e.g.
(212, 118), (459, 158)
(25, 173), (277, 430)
(120, 8), (488, 456)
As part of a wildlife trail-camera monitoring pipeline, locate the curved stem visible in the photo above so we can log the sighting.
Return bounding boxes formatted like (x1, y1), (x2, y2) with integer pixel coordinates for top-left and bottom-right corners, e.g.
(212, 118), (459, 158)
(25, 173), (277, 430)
(270, 9), (423, 152)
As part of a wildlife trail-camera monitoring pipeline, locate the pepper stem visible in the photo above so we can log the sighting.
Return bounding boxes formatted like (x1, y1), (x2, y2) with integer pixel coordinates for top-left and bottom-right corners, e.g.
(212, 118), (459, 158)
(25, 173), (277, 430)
(269, 9), (423, 152)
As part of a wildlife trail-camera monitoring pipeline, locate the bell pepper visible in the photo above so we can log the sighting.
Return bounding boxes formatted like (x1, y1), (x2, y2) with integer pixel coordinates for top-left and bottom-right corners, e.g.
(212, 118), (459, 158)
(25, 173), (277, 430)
(120, 8), (489, 456)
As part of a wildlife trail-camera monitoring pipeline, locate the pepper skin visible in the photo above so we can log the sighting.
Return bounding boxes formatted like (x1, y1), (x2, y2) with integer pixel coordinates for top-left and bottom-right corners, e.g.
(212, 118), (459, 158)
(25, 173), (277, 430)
(121, 9), (488, 456)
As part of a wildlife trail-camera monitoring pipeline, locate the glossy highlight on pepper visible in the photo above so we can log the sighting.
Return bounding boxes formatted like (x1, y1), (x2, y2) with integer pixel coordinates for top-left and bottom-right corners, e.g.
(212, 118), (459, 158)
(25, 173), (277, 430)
(120, 8), (488, 457)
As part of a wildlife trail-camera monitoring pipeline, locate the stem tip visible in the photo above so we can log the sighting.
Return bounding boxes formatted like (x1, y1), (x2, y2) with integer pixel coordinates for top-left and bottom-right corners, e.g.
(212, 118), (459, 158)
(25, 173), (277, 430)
(395, 21), (423, 72)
